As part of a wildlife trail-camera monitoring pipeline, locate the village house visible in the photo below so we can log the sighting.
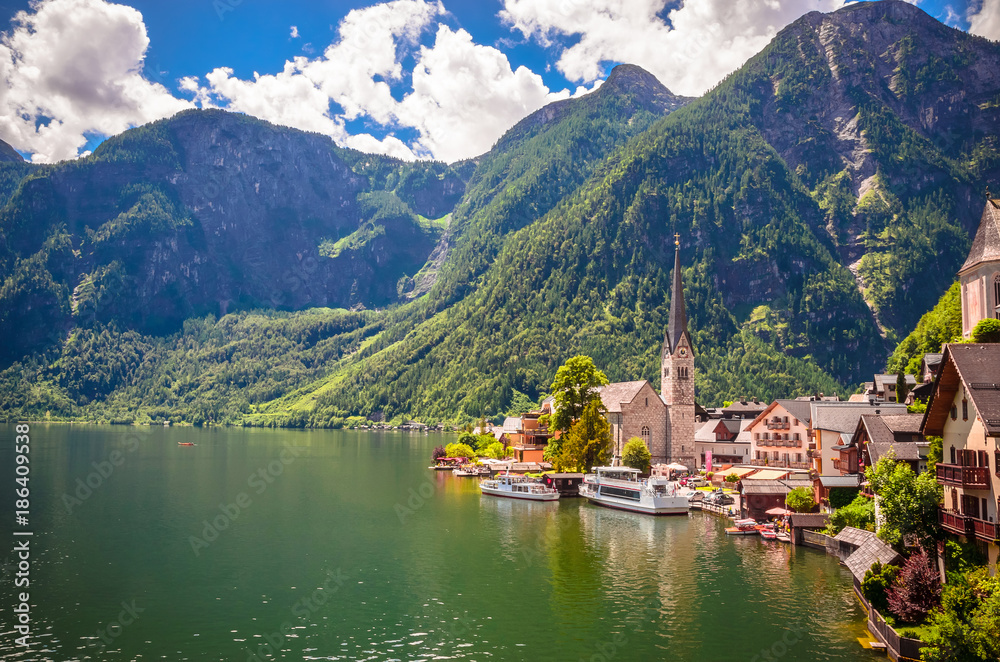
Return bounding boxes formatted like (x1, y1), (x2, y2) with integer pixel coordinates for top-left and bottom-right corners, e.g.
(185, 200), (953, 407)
(810, 401), (908, 475)
(747, 400), (813, 470)
(860, 374), (918, 403)
(502, 409), (556, 463)
(836, 413), (927, 477)
(923, 343), (1000, 567)
(693, 417), (752, 469)
(720, 399), (769, 420)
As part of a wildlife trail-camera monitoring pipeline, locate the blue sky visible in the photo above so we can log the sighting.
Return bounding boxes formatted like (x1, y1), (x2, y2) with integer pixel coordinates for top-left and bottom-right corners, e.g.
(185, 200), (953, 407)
(0, 0), (995, 164)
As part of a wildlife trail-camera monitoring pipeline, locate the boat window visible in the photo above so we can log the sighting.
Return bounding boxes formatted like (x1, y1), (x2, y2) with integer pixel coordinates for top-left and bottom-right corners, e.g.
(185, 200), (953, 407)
(599, 486), (641, 501)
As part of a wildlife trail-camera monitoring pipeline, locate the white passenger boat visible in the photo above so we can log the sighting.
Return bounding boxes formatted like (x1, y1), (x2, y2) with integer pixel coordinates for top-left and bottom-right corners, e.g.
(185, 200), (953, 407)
(579, 467), (688, 515)
(479, 474), (560, 501)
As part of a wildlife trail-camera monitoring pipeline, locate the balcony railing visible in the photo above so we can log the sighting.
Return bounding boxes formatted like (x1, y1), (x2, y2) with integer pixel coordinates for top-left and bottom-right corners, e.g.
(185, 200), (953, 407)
(936, 463), (990, 489)
(749, 459), (810, 470)
(766, 420), (790, 430)
(756, 439), (802, 448)
(940, 509), (999, 542)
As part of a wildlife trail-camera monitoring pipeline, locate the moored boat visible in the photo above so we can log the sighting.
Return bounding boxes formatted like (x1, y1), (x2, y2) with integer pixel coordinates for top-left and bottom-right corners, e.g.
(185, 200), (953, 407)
(725, 519), (759, 535)
(480, 474), (560, 501)
(579, 467), (687, 515)
(760, 529), (778, 541)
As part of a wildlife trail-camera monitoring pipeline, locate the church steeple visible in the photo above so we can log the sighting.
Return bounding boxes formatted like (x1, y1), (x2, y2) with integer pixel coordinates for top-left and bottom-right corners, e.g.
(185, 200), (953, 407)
(664, 239), (691, 356)
(661, 237), (696, 467)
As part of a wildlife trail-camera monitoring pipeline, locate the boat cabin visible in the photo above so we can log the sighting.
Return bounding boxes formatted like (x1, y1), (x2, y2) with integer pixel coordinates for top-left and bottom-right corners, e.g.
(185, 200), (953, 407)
(593, 466), (642, 481)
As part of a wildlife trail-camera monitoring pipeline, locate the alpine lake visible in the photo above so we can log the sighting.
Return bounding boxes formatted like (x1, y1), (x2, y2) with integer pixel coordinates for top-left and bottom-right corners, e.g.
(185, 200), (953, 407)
(0, 424), (876, 661)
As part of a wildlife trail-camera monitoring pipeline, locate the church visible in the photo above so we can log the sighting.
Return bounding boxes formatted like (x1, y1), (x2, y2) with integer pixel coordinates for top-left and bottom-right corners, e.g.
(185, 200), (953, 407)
(597, 239), (697, 470)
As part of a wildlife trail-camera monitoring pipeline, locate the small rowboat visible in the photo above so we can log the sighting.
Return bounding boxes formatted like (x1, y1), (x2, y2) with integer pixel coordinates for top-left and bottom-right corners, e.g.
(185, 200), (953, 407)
(178, 442), (195, 446)
(760, 529), (778, 541)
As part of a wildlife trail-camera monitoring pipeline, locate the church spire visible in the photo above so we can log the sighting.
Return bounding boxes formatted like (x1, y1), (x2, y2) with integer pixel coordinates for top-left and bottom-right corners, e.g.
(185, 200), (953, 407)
(665, 237), (689, 355)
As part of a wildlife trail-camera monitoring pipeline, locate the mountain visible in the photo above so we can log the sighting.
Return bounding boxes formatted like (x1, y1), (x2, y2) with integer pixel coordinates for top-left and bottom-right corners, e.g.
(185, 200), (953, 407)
(0, 139), (23, 163)
(0, 110), (468, 363)
(1, 0), (998, 425)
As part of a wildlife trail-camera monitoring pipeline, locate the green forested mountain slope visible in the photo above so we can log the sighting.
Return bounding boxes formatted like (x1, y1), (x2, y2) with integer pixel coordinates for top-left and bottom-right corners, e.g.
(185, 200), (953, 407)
(1, 0), (997, 425)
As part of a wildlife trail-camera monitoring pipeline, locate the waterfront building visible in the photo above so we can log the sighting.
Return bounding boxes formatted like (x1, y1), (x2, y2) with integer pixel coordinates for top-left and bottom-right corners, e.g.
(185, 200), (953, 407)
(922, 343), (1000, 567)
(959, 197), (1000, 336)
(503, 410), (555, 462)
(598, 241), (696, 468)
(739, 478), (813, 521)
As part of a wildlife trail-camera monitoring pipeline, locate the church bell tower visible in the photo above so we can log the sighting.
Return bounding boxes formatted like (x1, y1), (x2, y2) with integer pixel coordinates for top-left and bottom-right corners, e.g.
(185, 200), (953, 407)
(662, 237), (696, 467)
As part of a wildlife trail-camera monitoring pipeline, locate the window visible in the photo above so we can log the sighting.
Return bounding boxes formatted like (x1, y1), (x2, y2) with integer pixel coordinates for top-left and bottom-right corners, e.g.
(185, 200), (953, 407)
(951, 405), (958, 421)
(950, 446), (956, 464)
(994, 274), (1000, 318)
(645, 397), (648, 407)
(641, 426), (650, 444)
(796, 453), (802, 463)
(963, 399), (969, 421)
(962, 494), (981, 519)
(995, 451), (1000, 478)
(773, 451), (779, 460)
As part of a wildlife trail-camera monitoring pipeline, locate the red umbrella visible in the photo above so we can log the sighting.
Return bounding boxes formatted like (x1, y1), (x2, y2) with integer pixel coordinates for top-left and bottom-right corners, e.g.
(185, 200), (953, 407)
(765, 507), (791, 516)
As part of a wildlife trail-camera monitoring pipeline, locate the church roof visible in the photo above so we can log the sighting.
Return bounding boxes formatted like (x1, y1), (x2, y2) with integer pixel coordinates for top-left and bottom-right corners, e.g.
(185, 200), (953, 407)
(597, 380), (649, 413)
(665, 246), (691, 355)
(960, 198), (1000, 274)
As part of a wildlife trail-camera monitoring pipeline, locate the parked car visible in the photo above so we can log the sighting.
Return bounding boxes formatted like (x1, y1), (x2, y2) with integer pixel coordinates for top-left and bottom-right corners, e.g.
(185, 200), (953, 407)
(686, 491), (705, 503)
(704, 490), (734, 506)
(687, 478), (709, 488)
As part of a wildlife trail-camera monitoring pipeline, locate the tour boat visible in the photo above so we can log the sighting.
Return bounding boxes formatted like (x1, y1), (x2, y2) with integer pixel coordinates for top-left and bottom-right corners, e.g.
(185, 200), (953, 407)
(725, 519), (760, 535)
(479, 474), (560, 501)
(578, 467), (688, 515)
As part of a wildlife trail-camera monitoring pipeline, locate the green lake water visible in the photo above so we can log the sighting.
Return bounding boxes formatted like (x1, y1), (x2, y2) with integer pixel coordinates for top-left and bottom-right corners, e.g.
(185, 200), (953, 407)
(0, 424), (875, 661)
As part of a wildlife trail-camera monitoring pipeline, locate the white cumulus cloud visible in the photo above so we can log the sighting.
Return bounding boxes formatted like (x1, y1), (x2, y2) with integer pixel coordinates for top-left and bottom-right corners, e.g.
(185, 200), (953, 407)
(0, 0), (191, 162)
(190, 0), (570, 162)
(499, 0), (848, 97)
(969, 0), (1000, 39)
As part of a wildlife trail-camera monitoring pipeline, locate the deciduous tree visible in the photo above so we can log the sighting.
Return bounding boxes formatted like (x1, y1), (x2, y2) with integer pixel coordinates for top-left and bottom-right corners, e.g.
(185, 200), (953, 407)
(555, 400), (611, 472)
(622, 437), (651, 473)
(550, 355), (608, 432)
(866, 451), (942, 549)
(785, 487), (816, 513)
(887, 549), (941, 624)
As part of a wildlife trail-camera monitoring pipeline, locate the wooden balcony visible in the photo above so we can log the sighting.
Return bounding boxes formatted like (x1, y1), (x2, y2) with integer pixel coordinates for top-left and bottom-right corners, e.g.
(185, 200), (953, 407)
(936, 463), (990, 489)
(765, 420), (790, 430)
(940, 509), (999, 542)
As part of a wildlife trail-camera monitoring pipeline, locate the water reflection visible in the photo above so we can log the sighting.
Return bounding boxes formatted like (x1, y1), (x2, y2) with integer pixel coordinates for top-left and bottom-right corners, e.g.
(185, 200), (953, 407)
(0, 426), (867, 661)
